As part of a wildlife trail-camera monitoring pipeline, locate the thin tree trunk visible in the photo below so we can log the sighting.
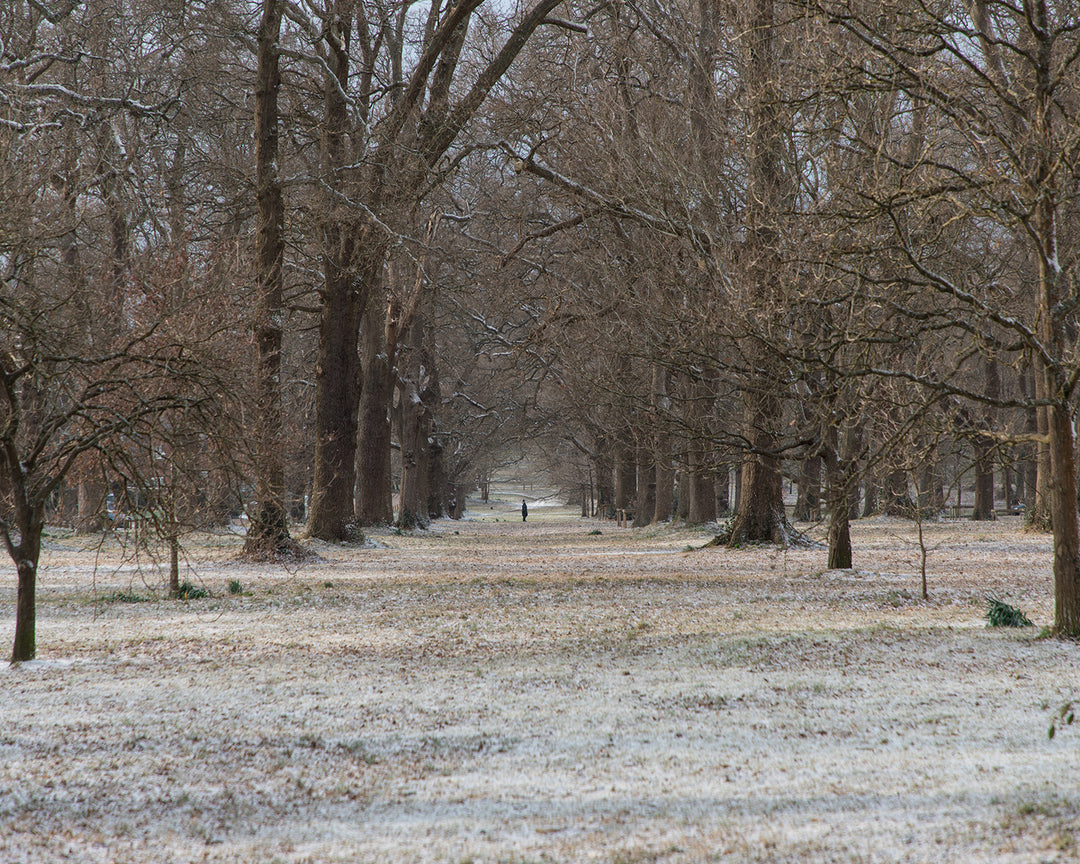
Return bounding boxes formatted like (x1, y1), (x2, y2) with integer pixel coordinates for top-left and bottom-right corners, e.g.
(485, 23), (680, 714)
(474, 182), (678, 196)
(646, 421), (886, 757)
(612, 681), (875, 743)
(824, 426), (852, 569)
(397, 319), (426, 529)
(614, 442), (636, 512)
(972, 357), (999, 520)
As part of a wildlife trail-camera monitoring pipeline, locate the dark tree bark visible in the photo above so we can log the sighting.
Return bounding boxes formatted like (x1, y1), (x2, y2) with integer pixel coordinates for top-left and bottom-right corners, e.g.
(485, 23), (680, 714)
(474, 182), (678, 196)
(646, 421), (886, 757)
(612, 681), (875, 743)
(676, 468), (690, 520)
(244, 0), (294, 558)
(884, 468), (911, 517)
(793, 454), (821, 521)
(355, 340), (395, 525)
(614, 442), (636, 512)
(307, 6), (364, 542)
(688, 449), (717, 525)
(972, 356), (999, 520)
(650, 367), (674, 523)
(825, 425), (853, 569)
(728, 0), (789, 546)
(397, 318), (427, 529)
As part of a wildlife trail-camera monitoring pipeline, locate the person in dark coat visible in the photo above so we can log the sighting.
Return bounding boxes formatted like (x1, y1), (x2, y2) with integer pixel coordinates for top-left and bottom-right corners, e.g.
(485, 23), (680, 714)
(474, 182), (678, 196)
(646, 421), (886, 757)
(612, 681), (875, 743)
(521, 500), (528, 522)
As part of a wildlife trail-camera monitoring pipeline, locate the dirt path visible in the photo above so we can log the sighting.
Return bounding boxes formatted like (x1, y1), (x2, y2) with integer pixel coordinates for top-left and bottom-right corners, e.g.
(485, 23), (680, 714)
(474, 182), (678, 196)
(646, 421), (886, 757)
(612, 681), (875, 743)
(1, 502), (1078, 862)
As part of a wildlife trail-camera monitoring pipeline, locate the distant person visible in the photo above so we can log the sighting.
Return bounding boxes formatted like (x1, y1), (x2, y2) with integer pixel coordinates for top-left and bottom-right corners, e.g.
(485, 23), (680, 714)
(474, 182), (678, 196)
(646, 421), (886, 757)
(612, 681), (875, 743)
(522, 499), (528, 522)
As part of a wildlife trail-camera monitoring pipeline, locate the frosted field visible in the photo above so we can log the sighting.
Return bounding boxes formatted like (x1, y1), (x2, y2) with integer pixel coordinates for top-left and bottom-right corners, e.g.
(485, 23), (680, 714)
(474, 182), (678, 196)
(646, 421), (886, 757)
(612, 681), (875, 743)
(2, 499), (1078, 863)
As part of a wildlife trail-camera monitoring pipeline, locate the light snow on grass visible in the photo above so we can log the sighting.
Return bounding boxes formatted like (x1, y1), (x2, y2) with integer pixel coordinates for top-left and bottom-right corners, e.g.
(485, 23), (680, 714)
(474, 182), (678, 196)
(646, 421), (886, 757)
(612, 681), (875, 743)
(1, 498), (1078, 863)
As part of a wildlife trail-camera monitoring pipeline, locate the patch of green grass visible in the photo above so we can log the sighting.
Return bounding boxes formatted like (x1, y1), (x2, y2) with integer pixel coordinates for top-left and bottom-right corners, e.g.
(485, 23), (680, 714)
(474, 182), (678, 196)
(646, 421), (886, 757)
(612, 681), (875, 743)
(885, 589), (912, 607)
(176, 581), (209, 600)
(101, 590), (150, 604)
(227, 579), (244, 595)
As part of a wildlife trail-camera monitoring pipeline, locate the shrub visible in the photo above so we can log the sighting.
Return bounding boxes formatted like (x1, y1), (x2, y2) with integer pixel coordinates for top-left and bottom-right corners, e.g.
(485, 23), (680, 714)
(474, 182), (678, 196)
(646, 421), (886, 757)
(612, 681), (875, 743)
(228, 579), (244, 595)
(985, 596), (1032, 628)
(176, 581), (209, 600)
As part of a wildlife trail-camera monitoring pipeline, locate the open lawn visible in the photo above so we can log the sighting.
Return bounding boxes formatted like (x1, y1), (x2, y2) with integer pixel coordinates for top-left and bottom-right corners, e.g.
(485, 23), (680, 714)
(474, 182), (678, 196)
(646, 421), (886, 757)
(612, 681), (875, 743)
(1, 495), (1078, 863)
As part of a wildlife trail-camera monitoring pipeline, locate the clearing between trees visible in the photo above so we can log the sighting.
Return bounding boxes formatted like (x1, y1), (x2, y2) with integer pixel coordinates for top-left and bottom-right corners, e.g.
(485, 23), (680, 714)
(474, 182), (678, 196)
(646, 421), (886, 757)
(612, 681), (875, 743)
(2, 497), (1078, 864)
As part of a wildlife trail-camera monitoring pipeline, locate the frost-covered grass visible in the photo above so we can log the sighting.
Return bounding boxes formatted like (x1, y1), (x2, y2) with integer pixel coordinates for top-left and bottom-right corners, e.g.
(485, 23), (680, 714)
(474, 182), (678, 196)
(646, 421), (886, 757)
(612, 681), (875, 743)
(1, 503), (1078, 863)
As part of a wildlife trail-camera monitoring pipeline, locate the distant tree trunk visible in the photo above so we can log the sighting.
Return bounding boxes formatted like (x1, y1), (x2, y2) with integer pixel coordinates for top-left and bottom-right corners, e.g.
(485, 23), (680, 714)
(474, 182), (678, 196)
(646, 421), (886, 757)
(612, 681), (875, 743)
(651, 366), (674, 523)
(76, 478), (108, 534)
(244, 0), (293, 558)
(824, 425), (852, 569)
(640, 455), (657, 525)
(917, 445), (943, 516)
(1031, 365), (1052, 530)
(793, 454), (821, 521)
(676, 468), (690, 520)
(885, 468), (910, 516)
(397, 319), (426, 529)
(595, 442), (614, 518)
(614, 443), (636, 512)
(1001, 451), (1014, 512)
(688, 448), (717, 524)
(355, 307), (395, 526)
(859, 475), (876, 517)
(715, 462), (731, 516)
(453, 483), (469, 519)
(972, 356), (999, 520)
(1021, 367), (1037, 514)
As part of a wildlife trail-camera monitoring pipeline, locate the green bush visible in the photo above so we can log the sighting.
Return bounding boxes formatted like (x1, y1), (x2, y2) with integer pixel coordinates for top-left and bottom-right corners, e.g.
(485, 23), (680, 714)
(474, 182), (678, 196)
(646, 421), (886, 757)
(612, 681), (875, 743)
(985, 596), (1032, 628)
(228, 579), (244, 595)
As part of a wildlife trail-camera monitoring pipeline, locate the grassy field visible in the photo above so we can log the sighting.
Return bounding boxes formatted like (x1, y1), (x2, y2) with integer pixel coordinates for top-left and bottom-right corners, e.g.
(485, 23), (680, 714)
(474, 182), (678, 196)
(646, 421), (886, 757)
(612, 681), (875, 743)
(1, 494), (1078, 863)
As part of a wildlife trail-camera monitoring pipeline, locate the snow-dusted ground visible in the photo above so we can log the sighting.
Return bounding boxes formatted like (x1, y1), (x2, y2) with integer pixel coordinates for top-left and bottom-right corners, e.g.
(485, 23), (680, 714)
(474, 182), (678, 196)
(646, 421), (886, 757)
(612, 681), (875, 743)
(2, 499), (1078, 863)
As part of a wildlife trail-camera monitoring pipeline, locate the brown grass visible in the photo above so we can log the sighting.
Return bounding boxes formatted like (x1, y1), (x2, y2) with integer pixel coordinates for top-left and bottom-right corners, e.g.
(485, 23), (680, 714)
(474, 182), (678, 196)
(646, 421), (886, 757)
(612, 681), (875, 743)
(1, 499), (1078, 863)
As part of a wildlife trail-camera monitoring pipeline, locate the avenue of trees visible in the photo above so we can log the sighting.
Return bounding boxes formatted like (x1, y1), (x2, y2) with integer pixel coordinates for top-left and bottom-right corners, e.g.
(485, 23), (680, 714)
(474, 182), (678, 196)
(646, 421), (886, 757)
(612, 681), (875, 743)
(3, 0), (1080, 660)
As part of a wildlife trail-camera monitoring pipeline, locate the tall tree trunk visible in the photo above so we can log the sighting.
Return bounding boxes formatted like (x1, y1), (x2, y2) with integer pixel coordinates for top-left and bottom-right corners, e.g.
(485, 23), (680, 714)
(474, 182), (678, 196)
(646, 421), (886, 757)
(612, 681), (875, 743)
(728, 0), (787, 546)
(355, 303), (396, 525)
(1028, 0), (1080, 634)
(824, 425), (851, 569)
(397, 318), (426, 529)
(640, 453), (657, 526)
(244, 0), (293, 558)
(688, 448), (717, 525)
(355, 364), (395, 522)
(595, 440), (614, 519)
(676, 468), (690, 520)
(1031, 368), (1052, 530)
(715, 462), (731, 516)
(614, 443), (637, 513)
(307, 265), (363, 540)
(1021, 367), (1038, 514)
(972, 356), (999, 520)
(794, 454), (821, 521)
(308, 8), (364, 542)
